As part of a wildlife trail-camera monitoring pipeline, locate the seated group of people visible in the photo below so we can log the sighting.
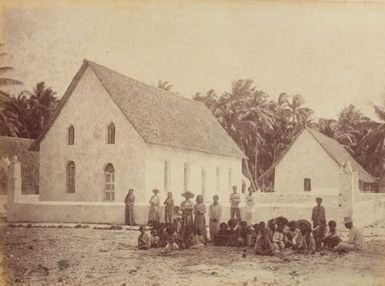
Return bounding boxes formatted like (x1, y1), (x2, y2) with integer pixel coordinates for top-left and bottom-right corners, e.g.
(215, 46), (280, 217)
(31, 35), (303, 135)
(137, 221), (207, 251)
(214, 217), (343, 255)
(138, 215), (366, 255)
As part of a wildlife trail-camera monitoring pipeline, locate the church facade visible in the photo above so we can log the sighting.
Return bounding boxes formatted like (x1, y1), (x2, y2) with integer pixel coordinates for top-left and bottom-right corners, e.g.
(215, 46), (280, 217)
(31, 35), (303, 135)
(7, 60), (246, 224)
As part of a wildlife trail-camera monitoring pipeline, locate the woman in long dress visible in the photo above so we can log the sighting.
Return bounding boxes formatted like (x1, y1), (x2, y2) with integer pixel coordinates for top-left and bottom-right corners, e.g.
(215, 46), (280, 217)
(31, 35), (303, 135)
(180, 191), (194, 231)
(164, 192), (174, 224)
(194, 195), (208, 243)
(148, 189), (160, 225)
(245, 187), (256, 225)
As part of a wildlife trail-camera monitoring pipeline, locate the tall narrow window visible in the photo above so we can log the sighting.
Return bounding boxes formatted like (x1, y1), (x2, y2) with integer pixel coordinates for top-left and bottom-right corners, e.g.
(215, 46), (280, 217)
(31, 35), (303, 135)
(66, 161), (75, 193)
(164, 160), (169, 193)
(228, 168), (233, 191)
(105, 163), (115, 201)
(184, 163), (189, 192)
(304, 178), (311, 192)
(201, 169), (206, 197)
(107, 123), (115, 144)
(68, 125), (75, 145)
(216, 167), (220, 193)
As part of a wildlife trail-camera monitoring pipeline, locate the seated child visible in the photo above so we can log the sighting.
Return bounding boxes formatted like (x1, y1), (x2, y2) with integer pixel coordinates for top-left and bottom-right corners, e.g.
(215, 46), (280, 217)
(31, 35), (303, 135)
(254, 226), (274, 256)
(297, 225), (315, 255)
(228, 219), (240, 247)
(272, 222), (285, 252)
(178, 225), (195, 249)
(158, 224), (169, 247)
(214, 223), (231, 246)
(322, 220), (342, 249)
(313, 220), (328, 251)
(150, 229), (160, 248)
(248, 224), (261, 248)
(191, 229), (206, 248)
(285, 220), (298, 248)
(137, 226), (150, 250)
(238, 221), (250, 247)
(266, 219), (276, 242)
(164, 225), (179, 251)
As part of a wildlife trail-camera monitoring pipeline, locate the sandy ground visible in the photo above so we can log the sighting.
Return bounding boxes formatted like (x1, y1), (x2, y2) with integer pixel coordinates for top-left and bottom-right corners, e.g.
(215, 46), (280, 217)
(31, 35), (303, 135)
(0, 220), (385, 286)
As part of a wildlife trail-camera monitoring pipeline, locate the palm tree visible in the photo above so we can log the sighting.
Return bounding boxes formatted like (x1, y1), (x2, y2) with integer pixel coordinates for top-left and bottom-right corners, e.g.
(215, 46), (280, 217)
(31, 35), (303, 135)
(285, 94), (313, 131)
(22, 82), (58, 138)
(193, 89), (218, 113)
(358, 104), (385, 177)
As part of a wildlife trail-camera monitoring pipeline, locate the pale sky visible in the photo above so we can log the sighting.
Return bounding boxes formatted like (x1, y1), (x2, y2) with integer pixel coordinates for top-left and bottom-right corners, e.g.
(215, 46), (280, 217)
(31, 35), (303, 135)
(2, 1), (385, 119)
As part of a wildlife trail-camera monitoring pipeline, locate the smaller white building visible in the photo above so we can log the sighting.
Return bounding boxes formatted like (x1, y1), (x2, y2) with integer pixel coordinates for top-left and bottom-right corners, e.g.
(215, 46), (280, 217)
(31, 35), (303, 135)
(260, 128), (378, 194)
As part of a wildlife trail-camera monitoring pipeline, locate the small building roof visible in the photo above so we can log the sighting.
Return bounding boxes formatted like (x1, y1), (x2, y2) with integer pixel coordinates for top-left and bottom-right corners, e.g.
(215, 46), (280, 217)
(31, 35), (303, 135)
(0, 136), (39, 193)
(30, 60), (245, 159)
(259, 128), (377, 183)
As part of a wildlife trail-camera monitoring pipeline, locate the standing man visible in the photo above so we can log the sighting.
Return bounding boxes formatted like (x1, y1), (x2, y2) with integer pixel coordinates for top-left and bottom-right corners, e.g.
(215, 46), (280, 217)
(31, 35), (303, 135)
(209, 195), (222, 241)
(335, 216), (366, 252)
(124, 188), (135, 225)
(244, 187), (256, 225)
(229, 186), (241, 222)
(311, 197), (326, 228)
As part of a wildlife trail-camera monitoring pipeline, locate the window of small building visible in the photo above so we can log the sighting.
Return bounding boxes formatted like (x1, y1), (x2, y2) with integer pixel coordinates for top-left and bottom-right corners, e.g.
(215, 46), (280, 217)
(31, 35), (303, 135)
(68, 125), (75, 145)
(107, 123), (115, 144)
(105, 163), (115, 201)
(66, 161), (75, 193)
(304, 178), (311, 192)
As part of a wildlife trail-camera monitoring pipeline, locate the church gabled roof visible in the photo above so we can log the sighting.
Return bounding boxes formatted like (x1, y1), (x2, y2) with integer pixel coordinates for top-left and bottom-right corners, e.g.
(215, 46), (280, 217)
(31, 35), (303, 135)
(259, 128), (377, 183)
(30, 60), (245, 158)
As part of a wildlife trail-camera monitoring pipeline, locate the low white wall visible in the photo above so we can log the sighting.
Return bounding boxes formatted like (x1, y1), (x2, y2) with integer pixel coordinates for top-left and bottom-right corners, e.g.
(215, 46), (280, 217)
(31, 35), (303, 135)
(353, 198), (385, 227)
(254, 193), (339, 206)
(7, 200), (345, 227)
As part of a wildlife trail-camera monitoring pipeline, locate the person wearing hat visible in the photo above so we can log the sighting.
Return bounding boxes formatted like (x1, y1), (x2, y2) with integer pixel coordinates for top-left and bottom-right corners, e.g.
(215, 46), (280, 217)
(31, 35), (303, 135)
(148, 189), (160, 226)
(334, 216), (366, 252)
(180, 191), (194, 231)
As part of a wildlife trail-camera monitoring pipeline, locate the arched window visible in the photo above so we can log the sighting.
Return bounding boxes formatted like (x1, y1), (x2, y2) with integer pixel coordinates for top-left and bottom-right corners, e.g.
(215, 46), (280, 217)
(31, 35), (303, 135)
(216, 167), (220, 193)
(183, 163), (189, 192)
(228, 167), (233, 191)
(68, 125), (75, 145)
(201, 169), (206, 198)
(105, 163), (115, 201)
(164, 160), (169, 193)
(66, 161), (75, 193)
(107, 123), (115, 144)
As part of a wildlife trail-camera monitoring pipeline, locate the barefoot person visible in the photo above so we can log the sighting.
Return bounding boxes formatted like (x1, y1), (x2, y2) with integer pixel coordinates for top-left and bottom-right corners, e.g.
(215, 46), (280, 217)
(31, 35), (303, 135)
(229, 186), (241, 222)
(148, 189), (160, 226)
(244, 187), (255, 225)
(164, 192), (174, 224)
(335, 216), (366, 252)
(312, 197), (326, 228)
(209, 195), (222, 241)
(194, 195), (208, 243)
(124, 188), (135, 225)
(137, 226), (150, 250)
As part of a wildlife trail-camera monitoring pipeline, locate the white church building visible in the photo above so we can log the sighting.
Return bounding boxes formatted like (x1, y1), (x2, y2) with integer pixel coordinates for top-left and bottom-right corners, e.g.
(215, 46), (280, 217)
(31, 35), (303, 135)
(6, 59), (246, 224)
